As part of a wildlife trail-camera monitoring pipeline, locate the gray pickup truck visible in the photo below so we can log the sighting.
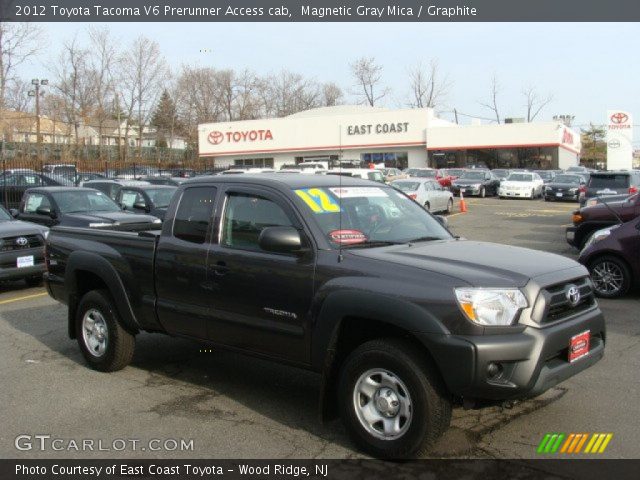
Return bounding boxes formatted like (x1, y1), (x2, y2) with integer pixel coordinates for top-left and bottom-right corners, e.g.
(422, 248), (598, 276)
(44, 174), (605, 458)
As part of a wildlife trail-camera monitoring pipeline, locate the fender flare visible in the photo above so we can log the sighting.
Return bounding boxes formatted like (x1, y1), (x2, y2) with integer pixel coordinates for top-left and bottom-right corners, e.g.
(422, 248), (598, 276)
(65, 251), (140, 338)
(312, 289), (448, 421)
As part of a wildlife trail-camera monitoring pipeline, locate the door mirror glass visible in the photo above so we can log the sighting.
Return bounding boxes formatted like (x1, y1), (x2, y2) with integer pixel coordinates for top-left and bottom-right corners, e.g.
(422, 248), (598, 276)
(258, 226), (303, 254)
(35, 206), (51, 216)
(133, 201), (147, 210)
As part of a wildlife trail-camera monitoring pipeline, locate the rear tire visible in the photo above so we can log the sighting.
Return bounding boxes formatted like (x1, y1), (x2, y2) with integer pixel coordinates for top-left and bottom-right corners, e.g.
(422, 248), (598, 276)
(338, 339), (451, 459)
(424, 201), (431, 212)
(588, 255), (631, 298)
(76, 289), (135, 372)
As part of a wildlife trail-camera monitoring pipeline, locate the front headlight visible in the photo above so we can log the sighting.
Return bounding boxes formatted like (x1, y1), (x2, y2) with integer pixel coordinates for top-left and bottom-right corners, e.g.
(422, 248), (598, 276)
(42, 230), (49, 240)
(569, 188), (578, 193)
(545, 186), (551, 191)
(454, 288), (528, 326)
(582, 226), (614, 251)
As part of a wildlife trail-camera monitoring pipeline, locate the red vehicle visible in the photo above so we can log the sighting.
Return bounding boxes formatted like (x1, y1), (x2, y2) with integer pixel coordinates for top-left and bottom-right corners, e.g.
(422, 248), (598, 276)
(407, 168), (454, 188)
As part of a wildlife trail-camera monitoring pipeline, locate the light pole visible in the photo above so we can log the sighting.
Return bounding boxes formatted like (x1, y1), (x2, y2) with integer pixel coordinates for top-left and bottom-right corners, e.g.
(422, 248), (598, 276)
(28, 78), (48, 160)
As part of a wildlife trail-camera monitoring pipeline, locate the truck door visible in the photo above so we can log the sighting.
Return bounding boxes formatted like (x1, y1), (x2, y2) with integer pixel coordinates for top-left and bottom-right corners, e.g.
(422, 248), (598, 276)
(206, 186), (315, 365)
(155, 186), (217, 338)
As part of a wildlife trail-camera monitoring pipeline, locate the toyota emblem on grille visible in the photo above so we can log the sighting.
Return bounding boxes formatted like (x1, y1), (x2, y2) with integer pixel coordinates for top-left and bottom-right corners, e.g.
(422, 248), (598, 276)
(15, 237), (28, 247)
(565, 285), (581, 306)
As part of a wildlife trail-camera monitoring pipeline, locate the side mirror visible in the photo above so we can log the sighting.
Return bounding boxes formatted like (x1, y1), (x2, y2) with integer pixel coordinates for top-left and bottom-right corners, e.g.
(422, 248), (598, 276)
(9, 208), (18, 218)
(133, 201), (150, 213)
(435, 215), (448, 228)
(36, 206), (52, 216)
(259, 226), (304, 254)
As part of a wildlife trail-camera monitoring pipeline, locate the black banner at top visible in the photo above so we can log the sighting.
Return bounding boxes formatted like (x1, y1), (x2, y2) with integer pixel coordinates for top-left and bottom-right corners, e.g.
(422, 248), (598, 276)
(1, 0), (640, 22)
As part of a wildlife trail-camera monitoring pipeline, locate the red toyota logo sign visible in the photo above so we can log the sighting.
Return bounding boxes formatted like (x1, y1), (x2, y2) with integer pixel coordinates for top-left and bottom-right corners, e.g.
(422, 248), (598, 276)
(208, 131), (224, 145)
(610, 112), (629, 124)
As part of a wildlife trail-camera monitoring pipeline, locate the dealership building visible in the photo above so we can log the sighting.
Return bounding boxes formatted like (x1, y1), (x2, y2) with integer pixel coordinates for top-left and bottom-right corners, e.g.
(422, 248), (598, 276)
(198, 105), (581, 171)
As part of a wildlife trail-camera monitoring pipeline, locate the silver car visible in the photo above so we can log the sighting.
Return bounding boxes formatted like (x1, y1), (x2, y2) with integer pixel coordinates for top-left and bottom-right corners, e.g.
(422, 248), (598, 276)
(391, 178), (454, 213)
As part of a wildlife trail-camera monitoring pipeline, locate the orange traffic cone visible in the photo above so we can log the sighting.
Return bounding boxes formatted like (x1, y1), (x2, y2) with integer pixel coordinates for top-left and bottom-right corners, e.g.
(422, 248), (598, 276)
(459, 191), (468, 213)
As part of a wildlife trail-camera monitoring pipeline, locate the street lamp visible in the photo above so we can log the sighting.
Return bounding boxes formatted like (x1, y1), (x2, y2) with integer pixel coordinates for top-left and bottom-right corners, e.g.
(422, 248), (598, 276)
(28, 78), (48, 160)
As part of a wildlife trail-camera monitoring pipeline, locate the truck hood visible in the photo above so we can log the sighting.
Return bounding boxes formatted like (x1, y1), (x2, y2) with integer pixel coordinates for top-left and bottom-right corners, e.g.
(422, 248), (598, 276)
(348, 239), (581, 287)
(0, 219), (48, 237)
(61, 211), (160, 226)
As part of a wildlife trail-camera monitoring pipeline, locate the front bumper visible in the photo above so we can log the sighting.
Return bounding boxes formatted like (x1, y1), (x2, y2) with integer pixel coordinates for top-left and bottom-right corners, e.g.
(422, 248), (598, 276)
(499, 188), (532, 198)
(545, 190), (578, 201)
(0, 250), (46, 281)
(417, 306), (605, 401)
(451, 185), (481, 196)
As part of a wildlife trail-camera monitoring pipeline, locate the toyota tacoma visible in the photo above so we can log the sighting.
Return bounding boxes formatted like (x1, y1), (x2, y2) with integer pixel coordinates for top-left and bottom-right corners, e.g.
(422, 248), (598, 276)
(44, 174), (605, 458)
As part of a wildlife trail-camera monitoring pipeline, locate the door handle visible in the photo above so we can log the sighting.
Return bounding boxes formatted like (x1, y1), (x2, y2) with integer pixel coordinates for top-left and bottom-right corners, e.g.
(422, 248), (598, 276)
(211, 260), (229, 276)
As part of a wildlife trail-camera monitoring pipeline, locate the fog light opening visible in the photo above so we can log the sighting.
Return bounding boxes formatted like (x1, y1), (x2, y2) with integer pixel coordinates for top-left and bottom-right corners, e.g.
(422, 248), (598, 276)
(486, 362), (503, 379)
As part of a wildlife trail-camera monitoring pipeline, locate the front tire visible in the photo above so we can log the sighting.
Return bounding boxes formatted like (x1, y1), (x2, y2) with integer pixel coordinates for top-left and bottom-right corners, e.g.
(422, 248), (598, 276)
(480, 186), (486, 198)
(588, 255), (631, 298)
(446, 198), (453, 214)
(338, 339), (451, 459)
(424, 201), (431, 212)
(76, 289), (135, 372)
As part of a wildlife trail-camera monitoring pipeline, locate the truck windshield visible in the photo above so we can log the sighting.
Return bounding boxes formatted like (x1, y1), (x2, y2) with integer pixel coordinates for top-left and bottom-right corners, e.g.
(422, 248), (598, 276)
(146, 187), (177, 207)
(294, 186), (452, 248)
(52, 190), (121, 213)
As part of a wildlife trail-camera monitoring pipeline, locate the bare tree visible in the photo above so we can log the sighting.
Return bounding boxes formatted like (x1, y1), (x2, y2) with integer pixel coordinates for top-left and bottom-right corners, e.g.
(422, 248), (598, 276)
(264, 70), (320, 117)
(88, 26), (117, 155)
(4, 78), (30, 112)
(174, 65), (224, 144)
(321, 82), (343, 107)
(350, 57), (389, 107)
(51, 37), (97, 146)
(0, 23), (43, 111)
(408, 60), (450, 109)
(479, 75), (502, 123)
(118, 35), (168, 159)
(523, 86), (553, 122)
(233, 69), (260, 120)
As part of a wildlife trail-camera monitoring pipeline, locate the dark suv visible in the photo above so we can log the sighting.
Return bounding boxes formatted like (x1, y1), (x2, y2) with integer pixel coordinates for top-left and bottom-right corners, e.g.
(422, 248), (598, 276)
(580, 170), (640, 206)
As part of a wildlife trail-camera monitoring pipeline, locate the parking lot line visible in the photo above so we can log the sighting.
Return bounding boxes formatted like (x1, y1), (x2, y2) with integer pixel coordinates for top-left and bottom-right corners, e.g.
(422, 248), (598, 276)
(0, 292), (48, 305)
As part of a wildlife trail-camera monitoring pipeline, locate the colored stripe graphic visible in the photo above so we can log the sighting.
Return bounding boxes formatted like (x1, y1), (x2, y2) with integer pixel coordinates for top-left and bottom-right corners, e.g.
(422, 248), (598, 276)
(538, 433), (613, 454)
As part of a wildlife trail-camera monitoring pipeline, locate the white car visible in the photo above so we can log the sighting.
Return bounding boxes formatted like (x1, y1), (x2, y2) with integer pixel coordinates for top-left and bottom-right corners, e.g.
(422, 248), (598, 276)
(391, 178), (454, 213)
(499, 172), (544, 199)
(326, 169), (385, 183)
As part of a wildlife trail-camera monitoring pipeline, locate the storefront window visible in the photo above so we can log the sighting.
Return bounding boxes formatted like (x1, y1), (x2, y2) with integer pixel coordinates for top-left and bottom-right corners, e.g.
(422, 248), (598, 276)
(234, 158), (274, 168)
(429, 147), (559, 170)
(361, 151), (408, 169)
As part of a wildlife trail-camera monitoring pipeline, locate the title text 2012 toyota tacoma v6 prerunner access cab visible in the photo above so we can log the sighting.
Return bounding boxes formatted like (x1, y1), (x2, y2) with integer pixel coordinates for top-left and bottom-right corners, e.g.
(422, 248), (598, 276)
(44, 174), (605, 458)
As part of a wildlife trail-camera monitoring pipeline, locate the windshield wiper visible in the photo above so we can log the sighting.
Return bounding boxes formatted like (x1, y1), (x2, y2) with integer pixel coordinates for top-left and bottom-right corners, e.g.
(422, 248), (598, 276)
(405, 236), (446, 244)
(341, 240), (403, 249)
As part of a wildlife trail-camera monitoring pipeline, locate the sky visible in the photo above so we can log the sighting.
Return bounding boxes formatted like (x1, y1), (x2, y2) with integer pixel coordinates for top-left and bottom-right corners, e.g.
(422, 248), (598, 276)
(15, 22), (640, 144)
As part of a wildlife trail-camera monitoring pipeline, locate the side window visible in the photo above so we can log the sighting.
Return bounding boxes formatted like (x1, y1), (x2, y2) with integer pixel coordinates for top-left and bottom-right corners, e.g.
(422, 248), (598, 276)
(120, 190), (139, 208)
(24, 193), (51, 213)
(222, 193), (293, 251)
(173, 187), (217, 244)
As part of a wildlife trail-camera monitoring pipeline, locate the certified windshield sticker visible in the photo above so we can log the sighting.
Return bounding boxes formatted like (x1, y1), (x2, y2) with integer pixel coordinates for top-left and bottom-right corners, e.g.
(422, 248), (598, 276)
(329, 229), (367, 245)
(329, 187), (388, 198)
(295, 188), (341, 214)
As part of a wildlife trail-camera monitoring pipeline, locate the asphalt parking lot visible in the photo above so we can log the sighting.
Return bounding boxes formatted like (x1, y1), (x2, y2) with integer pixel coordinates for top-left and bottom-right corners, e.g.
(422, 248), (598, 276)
(0, 196), (638, 459)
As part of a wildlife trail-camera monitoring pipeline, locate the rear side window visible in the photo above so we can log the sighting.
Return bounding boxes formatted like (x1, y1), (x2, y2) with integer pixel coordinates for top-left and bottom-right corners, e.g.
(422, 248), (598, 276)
(589, 174), (630, 189)
(173, 187), (217, 244)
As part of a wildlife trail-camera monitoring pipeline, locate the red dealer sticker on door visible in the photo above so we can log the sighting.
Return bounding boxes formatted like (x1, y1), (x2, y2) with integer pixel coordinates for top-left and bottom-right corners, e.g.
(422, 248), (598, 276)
(329, 230), (367, 245)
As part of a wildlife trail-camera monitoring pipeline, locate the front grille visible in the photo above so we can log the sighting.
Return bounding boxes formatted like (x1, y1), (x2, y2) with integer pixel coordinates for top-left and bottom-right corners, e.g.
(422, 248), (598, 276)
(540, 277), (595, 324)
(0, 234), (44, 252)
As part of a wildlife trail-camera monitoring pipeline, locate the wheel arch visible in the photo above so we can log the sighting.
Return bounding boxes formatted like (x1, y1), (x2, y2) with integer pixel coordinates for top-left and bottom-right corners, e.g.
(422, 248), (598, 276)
(313, 291), (449, 422)
(65, 251), (140, 339)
